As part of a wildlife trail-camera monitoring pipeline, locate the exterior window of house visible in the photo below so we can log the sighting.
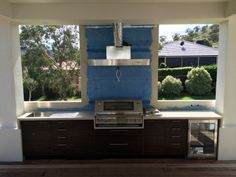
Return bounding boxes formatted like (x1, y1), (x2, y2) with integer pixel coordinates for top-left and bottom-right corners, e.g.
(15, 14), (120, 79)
(20, 25), (81, 101)
(182, 57), (198, 67)
(158, 24), (219, 100)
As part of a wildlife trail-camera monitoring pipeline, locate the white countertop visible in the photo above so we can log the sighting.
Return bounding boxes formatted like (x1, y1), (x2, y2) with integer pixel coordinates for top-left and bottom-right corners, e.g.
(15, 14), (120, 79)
(18, 111), (222, 121)
(18, 111), (95, 121)
(144, 111), (222, 120)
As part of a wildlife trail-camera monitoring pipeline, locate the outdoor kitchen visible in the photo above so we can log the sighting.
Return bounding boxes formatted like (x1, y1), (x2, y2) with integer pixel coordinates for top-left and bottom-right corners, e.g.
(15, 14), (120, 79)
(17, 24), (222, 160)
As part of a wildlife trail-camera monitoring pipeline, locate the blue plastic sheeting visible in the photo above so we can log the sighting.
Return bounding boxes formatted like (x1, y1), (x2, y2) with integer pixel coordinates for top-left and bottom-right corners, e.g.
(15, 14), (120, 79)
(86, 26), (152, 59)
(86, 26), (152, 103)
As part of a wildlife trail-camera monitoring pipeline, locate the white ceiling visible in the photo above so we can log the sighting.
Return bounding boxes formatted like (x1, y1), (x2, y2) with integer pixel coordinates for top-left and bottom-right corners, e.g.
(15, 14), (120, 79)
(8, 0), (228, 3)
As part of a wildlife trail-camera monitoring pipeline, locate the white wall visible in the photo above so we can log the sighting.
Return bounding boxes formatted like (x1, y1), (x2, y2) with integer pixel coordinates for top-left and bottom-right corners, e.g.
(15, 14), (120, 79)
(0, 17), (23, 162)
(0, 0), (12, 19)
(217, 14), (236, 160)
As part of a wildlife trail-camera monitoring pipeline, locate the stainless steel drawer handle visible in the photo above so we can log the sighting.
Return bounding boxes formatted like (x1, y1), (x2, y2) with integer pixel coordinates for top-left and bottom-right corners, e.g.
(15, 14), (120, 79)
(57, 136), (67, 139)
(109, 130), (129, 132)
(57, 144), (67, 147)
(109, 143), (129, 146)
(56, 122), (65, 124)
(171, 143), (181, 146)
(172, 128), (181, 131)
(171, 121), (181, 123)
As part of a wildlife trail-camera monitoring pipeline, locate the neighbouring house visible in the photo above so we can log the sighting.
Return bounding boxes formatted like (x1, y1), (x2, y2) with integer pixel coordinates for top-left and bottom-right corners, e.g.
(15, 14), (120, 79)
(159, 41), (218, 67)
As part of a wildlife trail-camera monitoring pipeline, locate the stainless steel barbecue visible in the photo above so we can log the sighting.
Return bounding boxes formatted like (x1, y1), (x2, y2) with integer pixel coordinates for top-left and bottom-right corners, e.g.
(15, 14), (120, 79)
(94, 100), (144, 129)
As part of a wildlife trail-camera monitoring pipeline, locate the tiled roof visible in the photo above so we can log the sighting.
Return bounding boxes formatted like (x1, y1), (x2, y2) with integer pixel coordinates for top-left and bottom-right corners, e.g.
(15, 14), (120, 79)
(159, 41), (218, 57)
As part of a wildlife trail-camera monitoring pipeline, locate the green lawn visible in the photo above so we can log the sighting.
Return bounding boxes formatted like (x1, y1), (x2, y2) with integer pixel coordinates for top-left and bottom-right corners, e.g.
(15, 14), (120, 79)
(158, 92), (215, 100)
(35, 96), (81, 101)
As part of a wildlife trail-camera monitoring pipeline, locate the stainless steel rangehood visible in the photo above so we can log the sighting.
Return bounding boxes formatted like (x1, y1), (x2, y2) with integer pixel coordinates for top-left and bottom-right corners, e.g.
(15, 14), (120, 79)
(88, 23), (150, 66)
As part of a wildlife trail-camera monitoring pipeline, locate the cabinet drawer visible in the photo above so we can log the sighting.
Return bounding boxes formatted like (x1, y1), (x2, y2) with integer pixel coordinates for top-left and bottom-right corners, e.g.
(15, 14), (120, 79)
(53, 143), (69, 155)
(166, 134), (187, 143)
(51, 121), (70, 129)
(23, 143), (53, 157)
(98, 141), (143, 155)
(96, 129), (143, 137)
(96, 135), (143, 155)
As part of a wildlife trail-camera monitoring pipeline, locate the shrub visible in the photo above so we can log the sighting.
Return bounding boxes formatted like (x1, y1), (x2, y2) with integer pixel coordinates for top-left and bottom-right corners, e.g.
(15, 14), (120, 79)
(158, 81), (162, 95)
(159, 62), (167, 68)
(203, 64), (217, 83)
(158, 64), (217, 83)
(185, 67), (212, 96)
(161, 75), (183, 96)
(158, 66), (193, 77)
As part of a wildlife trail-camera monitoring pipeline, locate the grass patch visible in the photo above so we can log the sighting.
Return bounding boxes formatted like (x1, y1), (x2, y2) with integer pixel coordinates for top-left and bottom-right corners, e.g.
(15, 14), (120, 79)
(35, 96), (81, 101)
(159, 92), (215, 100)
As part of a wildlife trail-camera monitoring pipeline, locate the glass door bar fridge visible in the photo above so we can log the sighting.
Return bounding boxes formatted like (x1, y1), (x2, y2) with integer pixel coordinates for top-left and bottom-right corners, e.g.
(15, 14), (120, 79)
(188, 120), (218, 159)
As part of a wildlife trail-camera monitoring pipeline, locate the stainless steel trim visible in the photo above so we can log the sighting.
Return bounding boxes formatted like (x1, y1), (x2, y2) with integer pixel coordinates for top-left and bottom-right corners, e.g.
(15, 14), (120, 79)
(95, 112), (143, 116)
(88, 59), (150, 66)
(95, 100), (143, 114)
(94, 122), (144, 129)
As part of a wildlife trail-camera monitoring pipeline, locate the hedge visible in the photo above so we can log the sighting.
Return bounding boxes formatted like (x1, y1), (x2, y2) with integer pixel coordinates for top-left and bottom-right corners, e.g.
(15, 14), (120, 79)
(158, 64), (217, 83)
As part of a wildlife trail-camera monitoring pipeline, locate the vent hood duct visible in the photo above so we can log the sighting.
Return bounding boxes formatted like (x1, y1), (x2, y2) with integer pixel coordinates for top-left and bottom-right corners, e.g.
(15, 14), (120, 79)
(88, 23), (150, 66)
(106, 22), (131, 60)
(114, 22), (123, 47)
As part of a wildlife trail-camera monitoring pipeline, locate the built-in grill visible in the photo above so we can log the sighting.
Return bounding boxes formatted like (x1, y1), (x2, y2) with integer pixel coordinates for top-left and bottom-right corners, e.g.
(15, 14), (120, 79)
(94, 100), (144, 129)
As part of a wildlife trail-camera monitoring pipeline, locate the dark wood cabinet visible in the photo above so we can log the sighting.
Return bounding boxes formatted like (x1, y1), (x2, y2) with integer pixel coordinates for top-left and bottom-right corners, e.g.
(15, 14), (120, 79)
(21, 120), (95, 158)
(21, 121), (53, 157)
(143, 120), (188, 157)
(21, 119), (188, 159)
(95, 129), (143, 157)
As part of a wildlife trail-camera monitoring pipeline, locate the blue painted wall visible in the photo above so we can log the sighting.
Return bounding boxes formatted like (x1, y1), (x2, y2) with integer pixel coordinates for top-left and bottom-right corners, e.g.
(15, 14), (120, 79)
(86, 26), (152, 105)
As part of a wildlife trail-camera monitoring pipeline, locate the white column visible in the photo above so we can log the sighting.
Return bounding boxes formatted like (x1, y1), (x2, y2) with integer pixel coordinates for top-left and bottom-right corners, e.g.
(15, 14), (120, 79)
(0, 17), (24, 162)
(217, 14), (236, 160)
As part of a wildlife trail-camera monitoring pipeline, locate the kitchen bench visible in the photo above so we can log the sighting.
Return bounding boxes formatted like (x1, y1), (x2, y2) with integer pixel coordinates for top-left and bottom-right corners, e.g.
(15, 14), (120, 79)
(18, 111), (222, 159)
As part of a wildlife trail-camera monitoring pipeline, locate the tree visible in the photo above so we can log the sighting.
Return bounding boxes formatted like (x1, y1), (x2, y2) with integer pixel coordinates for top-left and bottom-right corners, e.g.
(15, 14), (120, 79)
(23, 69), (38, 101)
(172, 33), (181, 41)
(20, 25), (53, 98)
(159, 35), (168, 49)
(48, 25), (80, 100)
(48, 68), (76, 100)
(180, 24), (219, 47)
(20, 25), (80, 100)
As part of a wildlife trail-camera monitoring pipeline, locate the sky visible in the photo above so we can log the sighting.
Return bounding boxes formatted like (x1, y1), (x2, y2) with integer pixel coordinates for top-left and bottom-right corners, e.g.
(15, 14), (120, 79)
(159, 24), (209, 41)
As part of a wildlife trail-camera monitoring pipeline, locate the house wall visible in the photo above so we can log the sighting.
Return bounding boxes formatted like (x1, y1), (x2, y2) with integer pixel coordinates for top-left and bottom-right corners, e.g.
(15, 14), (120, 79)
(86, 26), (152, 106)
(161, 56), (217, 68)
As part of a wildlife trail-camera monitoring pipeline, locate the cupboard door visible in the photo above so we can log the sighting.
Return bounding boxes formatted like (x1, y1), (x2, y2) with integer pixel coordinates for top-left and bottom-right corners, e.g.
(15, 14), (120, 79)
(68, 121), (95, 157)
(21, 121), (53, 157)
(143, 120), (187, 157)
